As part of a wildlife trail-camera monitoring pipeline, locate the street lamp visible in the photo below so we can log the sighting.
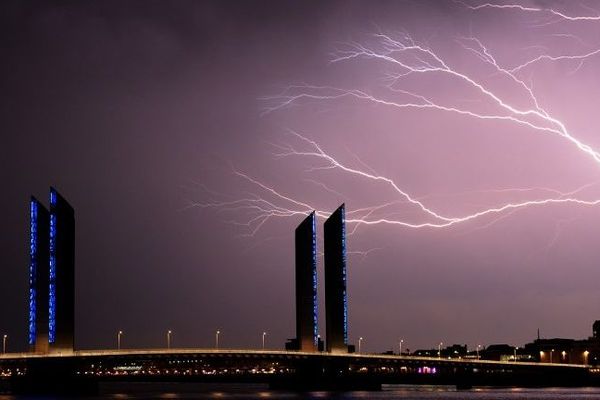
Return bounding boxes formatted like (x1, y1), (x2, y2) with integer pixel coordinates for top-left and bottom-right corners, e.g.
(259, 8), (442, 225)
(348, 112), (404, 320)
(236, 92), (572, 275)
(117, 331), (123, 350)
(476, 344), (482, 360)
(562, 350), (566, 363)
(358, 337), (363, 353)
(514, 347), (518, 362)
(551, 349), (554, 364)
(262, 332), (267, 350)
(167, 330), (172, 349)
(215, 330), (220, 349)
(438, 342), (443, 359)
(584, 350), (589, 365)
(2, 335), (7, 354)
(399, 339), (404, 356)
(540, 350), (545, 363)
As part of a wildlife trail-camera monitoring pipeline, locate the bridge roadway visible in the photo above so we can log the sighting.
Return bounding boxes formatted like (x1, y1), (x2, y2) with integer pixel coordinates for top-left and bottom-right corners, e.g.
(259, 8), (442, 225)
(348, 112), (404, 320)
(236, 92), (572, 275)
(0, 348), (595, 392)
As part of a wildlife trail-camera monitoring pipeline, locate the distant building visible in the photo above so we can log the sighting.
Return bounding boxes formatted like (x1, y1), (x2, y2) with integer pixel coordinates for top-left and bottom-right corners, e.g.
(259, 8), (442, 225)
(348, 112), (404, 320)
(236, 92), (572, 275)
(48, 187), (75, 353)
(593, 321), (600, 339)
(513, 322), (600, 365)
(324, 204), (349, 353)
(524, 338), (593, 365)
(413, 349), (436, 357)
(481, 344), (517, 361)
(294, 212), (318, 352)
(28, 197), (50, 353)
(413, 344), (467, 359)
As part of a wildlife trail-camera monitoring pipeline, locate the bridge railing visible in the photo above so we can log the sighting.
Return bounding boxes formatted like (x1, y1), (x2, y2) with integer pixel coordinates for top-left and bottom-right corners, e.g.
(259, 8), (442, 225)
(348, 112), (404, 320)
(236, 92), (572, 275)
(0, 348), (590, 368)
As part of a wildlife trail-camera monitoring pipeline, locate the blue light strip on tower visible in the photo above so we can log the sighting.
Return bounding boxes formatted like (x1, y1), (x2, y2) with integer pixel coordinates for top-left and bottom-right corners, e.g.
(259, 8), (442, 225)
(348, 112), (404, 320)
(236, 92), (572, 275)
(311, 212), (318, 345)
(28, 200), (38, 346)
(50, 189), (57, 206)
(341, 205), (348, 344)
(49, 190), (57, 343)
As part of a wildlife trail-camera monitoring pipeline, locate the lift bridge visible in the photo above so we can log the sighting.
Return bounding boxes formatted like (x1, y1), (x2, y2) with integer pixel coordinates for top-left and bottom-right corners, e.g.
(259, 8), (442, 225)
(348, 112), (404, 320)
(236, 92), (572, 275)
(7, 192), (597, 393)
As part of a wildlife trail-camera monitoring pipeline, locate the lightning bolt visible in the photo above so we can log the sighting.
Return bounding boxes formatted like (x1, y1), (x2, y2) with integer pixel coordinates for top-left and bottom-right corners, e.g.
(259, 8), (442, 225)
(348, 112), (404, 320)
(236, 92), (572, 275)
(191, 24), (600, 237)
(187, 132), (600, 233)
(263, 33), (600, 165)
(461, 2), (600, 22)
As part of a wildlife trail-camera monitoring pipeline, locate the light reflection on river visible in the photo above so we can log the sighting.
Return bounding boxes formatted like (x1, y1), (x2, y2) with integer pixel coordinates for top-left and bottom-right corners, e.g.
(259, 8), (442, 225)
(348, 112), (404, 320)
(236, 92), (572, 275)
(2, 384), (600, 399)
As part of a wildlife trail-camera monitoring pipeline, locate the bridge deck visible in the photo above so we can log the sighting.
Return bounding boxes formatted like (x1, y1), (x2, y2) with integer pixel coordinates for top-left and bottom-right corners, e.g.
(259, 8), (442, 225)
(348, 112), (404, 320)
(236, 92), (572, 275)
(0, 348), (589, 369)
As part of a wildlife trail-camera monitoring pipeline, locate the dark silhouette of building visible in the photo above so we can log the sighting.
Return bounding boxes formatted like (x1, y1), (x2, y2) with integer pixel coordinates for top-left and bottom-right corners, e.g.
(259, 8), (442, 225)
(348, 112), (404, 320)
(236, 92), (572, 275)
(593, 321), (600, 338)
(324, 204), (349, 353)
(413, 344), (467, 359)
(479, 344), (518, 361)
(294, 212), (318, 352)
(48, 187), (75, 353)
(28, 197), (50, 353)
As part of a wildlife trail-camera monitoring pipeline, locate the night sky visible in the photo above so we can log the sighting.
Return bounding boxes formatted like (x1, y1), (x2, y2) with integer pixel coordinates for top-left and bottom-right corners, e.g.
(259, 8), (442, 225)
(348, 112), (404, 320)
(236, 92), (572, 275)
(3, 0), (600, 355)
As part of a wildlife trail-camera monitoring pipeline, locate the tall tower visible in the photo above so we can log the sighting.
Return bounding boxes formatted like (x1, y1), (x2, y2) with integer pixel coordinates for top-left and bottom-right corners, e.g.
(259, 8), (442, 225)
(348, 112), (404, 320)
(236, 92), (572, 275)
(48, 187), (75, 353)
(29, 197), (50, 353)
(295, 211), (318, 352)
(324, 204), (348, 353)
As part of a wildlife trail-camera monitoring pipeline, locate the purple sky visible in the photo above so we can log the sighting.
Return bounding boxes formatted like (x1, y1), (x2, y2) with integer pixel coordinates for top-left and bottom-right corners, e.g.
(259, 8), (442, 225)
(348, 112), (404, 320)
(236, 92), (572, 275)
(3, 0), (600, 354)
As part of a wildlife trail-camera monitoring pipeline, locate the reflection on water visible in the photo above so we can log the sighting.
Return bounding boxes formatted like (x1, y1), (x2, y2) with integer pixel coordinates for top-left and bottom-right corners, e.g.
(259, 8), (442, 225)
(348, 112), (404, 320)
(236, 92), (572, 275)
(3, 384), (600, 399)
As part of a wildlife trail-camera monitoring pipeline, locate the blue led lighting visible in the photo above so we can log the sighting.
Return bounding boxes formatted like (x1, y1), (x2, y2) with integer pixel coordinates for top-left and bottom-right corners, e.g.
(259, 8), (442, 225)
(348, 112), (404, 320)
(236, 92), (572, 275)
(50, 189), (57, 206)
(340, 205), (348, 344)
(311, 212), (318, 345)
(28, 201), (37, 345)
(49, 211), (57, 344)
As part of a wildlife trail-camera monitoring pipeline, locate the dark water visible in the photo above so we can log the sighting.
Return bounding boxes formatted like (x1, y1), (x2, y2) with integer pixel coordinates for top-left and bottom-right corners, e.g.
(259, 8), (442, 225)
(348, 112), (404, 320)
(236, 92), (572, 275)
(3, 384), (600, 400)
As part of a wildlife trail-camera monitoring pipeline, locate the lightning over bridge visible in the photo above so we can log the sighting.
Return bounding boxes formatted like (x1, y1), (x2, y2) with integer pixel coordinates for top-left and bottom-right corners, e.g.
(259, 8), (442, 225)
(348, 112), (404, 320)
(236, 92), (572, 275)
(189, 7), (600, 238)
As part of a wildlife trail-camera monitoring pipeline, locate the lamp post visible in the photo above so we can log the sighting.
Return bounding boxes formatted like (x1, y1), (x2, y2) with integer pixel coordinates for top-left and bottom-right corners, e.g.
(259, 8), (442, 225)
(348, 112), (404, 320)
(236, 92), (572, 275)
(514, 347), (518, 362)
(476, 344), (481, 360)
(2, 335), (7, 354)
(167, 330), (172, 349)
(117, 331), (123, 350)
(584, 350), (590, 365)
(358, 337), (363, 354)
(262, 332), (267, 350)
(551, 349), (554, 364)
(399, 339), (404, 356)
(562, 350), (566, 363)
(438, 342), (443, 359)
(215, 330), (220, 349)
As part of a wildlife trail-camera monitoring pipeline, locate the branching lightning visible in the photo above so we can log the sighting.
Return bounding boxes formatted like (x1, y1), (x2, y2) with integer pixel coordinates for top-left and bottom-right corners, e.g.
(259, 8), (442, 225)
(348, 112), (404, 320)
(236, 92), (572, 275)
(190, 6), (600, 240)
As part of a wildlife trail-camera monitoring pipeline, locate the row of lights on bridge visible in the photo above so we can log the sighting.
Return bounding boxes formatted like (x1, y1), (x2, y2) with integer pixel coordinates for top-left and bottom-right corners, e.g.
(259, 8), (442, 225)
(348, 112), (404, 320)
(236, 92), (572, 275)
(113, 330), (270, 351)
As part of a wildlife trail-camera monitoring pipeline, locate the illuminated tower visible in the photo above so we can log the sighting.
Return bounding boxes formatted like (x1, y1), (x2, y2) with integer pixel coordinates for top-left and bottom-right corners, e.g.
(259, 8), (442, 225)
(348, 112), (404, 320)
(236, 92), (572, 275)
(324, 204), (348, 353)
(48, 187), (75, 353)
(28, 197), (50, 353)
(295, 211), (318, 352)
